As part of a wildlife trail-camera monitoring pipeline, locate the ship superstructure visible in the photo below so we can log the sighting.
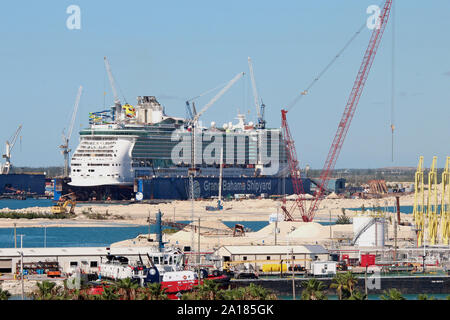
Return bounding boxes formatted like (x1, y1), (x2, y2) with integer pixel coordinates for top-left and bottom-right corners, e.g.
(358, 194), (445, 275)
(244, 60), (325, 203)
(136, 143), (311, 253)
(69, 95), (288, 187)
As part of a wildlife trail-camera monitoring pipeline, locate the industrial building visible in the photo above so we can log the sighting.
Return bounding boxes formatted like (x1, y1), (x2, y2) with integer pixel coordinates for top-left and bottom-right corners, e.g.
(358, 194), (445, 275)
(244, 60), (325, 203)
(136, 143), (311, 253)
(213, 245), (329, 271)
(0, 246), (159, 275)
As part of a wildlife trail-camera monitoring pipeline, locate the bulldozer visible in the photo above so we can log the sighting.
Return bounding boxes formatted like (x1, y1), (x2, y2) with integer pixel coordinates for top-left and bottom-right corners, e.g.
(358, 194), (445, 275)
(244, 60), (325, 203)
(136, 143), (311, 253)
(51, 192), (76, 215)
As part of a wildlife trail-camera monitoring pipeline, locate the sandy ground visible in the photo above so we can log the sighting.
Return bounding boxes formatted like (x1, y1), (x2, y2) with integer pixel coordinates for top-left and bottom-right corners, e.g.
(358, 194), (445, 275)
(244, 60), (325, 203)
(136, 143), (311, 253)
(0, 193), (417, 228)
(0, 191), (428, 250)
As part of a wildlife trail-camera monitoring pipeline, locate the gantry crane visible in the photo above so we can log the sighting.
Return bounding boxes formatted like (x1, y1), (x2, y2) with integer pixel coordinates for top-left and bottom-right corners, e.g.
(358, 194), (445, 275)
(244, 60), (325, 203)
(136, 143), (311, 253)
(281, 0), (393, 222)
(413, 156), (425, 246)
(60, 85), (82, 177)
(1, 125), (22, 175)
(441, 157), (450, 244)
(247, 57), (266, 129)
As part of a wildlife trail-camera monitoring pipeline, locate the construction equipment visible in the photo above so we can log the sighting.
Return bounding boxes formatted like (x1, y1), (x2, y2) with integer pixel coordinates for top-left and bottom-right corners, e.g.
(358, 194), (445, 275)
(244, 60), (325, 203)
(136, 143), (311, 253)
(281, 0), (393, 222)
(186, 72), (244, 173)
(51, 192), (77, 214)
(413, 156), (425, 246)
(60, 85), (82, 177)
(368, 180), (388, 195)
(184, 80), (230, 121)
(1, 125), (22, 175)
(232, 224), (245, 237)
(104, 56), (134, 122)
(247, 57), (266, 129)
(427, 156), (439, 245)
(186, 72), (245, 129)
(441, 157), (450, 244)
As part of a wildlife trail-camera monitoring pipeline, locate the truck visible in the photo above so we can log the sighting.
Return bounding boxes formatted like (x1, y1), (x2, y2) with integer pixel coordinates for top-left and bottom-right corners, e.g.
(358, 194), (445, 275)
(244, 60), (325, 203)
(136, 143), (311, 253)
(311, 261), (337, 277)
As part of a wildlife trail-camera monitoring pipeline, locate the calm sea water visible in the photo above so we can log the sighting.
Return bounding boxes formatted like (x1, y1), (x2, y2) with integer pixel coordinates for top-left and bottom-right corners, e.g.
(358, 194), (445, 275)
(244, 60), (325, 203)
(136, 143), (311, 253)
(347, 205), (442, 215)
(0, 199), (340, 248)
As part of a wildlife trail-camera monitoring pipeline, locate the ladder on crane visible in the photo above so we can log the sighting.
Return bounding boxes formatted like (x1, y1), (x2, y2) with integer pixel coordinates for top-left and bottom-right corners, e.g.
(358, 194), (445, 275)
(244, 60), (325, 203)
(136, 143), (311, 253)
(281, 0), (393, 222)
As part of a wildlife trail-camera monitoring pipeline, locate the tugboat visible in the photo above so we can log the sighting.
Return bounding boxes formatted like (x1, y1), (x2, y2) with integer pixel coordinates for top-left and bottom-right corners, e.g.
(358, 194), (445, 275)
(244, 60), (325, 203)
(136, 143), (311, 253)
(90, 252), (229, 299)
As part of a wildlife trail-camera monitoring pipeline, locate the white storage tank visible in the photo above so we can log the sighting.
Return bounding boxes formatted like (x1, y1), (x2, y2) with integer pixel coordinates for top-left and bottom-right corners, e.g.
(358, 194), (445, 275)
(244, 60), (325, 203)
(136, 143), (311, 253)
(352, 215), (385, 247)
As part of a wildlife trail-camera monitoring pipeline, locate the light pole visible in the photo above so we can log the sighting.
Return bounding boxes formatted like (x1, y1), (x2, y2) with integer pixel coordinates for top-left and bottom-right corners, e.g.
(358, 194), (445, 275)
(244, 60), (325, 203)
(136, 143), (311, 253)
(291, 248), (295, 300)
(18, 234), (24, 300)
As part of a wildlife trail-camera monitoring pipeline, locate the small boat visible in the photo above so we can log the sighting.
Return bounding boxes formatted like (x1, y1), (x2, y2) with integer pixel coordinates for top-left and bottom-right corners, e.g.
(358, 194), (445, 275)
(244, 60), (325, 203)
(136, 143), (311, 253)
(91, 251), (229, 299)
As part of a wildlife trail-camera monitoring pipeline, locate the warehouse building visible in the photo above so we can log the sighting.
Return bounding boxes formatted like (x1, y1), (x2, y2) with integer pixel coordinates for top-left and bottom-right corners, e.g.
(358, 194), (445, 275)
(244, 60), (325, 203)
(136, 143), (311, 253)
(0, 246), (159, 275)
(213, 245), (330, 272)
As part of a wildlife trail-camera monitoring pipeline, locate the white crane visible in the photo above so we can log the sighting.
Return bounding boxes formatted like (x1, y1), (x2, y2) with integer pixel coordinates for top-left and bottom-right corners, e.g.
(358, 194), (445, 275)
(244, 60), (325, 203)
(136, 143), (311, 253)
(188, 72), (245, 127)
(1, 125), (22, 175)
(247, 57), (265, 129)
(104, 56), (122, 121)
(186, 72), (244, 170)
(60, 85), (82, 177)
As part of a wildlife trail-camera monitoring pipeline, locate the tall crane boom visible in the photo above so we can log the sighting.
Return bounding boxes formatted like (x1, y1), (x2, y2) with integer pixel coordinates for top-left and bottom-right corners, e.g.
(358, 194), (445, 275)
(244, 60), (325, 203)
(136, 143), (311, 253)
(67, 86), (82, 142)
(190, 72), (245, 126)
(60, 85), (82, 177)
(1, 125), (22, 175)
(281, 0), (392, 222)
(305, 0), (393, 222)
(247, 57), (265, 129)
(104, 56), (121, 108)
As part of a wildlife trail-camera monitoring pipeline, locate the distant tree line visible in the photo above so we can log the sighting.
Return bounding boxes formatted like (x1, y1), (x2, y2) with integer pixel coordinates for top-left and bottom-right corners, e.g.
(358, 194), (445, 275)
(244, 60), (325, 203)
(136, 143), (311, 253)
(9, 166), (445, 183)
(307, 168), (444, 184)
(11, 167), (64, 178)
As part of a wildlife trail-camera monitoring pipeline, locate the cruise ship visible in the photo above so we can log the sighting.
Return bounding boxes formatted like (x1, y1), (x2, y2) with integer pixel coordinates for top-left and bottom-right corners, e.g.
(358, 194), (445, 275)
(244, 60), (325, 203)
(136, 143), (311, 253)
(69, 95), (289, 189)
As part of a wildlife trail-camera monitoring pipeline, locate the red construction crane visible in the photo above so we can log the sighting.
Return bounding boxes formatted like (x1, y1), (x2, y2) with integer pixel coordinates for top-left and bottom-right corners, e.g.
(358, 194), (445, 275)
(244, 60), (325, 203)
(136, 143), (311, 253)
(282, 0), (393, 222)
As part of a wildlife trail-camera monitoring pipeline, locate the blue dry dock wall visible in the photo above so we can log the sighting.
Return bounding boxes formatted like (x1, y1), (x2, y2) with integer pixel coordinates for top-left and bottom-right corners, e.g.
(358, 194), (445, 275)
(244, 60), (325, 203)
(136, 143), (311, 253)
(140, 177), (311, 200)
(0, 174), (45, 194)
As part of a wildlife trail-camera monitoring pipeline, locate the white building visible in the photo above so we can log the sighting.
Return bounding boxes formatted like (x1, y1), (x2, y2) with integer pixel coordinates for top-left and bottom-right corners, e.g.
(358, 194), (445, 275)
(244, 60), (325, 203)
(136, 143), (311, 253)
(213, 245), (329, 272)
(0, 246), (160, 275)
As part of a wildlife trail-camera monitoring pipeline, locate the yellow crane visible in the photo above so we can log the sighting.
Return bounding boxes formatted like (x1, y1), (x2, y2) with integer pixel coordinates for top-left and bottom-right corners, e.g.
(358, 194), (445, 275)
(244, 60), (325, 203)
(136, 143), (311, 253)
(441, 157), (450, 244)
(413, 156), (425, 246)
(427, 156), (439, 245)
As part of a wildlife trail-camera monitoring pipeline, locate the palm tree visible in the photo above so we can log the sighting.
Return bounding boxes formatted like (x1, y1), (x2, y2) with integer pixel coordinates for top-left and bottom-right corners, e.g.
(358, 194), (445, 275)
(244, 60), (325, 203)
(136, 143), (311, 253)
(33, 280), (59, 300)
(330, 273), (347, 300)
(101, 286), (120, 300)
(0, 288), (11, 300)
(348, 290), (367, 300)
(301, 279), (327, 300)
(114, 278), (140, 300)
(380, 288), (405, 300)
(342, 272), (358, 297)
(138, 282), (168, 300)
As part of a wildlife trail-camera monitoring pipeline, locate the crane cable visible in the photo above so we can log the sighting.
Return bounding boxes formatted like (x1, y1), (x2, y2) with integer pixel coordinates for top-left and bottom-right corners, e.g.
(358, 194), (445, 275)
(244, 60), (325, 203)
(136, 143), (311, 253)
(287, 21), (367, 112)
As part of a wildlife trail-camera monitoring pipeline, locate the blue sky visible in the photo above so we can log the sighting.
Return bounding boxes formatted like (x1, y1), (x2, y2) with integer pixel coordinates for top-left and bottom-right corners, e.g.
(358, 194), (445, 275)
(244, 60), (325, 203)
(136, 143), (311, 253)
(0, 0), (448, 169)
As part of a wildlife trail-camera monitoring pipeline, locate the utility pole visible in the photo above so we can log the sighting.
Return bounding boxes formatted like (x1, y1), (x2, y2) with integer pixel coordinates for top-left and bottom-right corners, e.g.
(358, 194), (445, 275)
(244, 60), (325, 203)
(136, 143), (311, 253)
(148, 211), (151, 241)
(18, 234), (24, 300)
(291, 249), (295, 300)
(274, 218), (278, 245)
(14, 223), (17, 249)
(198, 217), (201, 280)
